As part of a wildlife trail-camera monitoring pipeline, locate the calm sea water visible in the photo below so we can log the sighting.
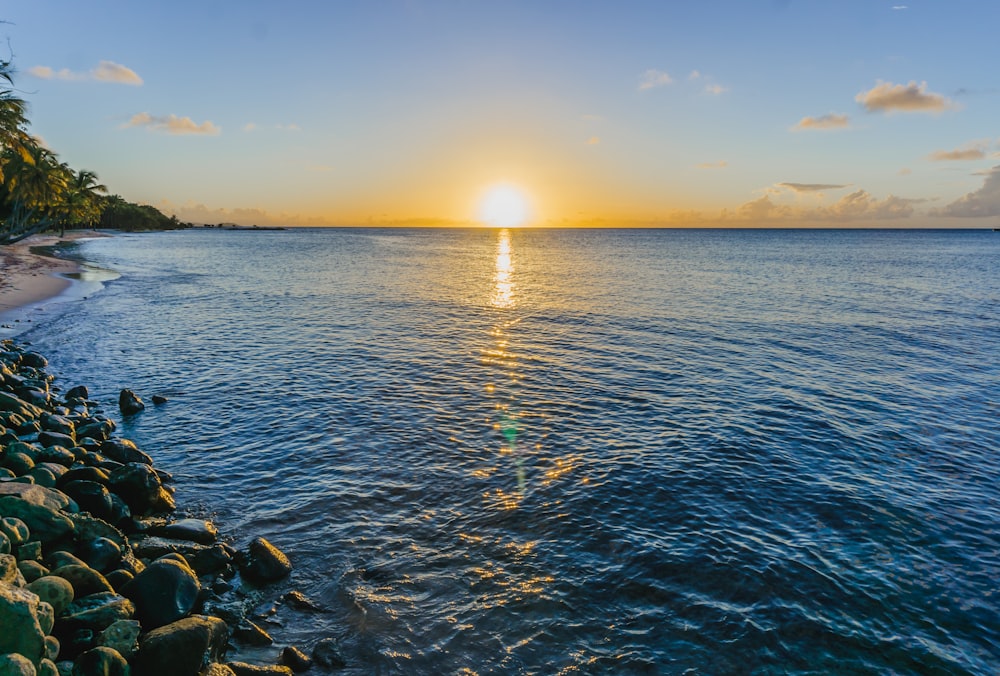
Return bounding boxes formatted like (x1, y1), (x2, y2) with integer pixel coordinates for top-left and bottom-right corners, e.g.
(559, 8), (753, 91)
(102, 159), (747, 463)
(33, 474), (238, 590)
(19, 228), (1000, 674)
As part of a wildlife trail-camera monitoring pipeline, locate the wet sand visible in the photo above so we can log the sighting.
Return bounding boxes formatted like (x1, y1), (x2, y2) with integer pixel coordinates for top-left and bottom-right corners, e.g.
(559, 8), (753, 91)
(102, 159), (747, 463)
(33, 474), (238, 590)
(0, 231), (105, 317)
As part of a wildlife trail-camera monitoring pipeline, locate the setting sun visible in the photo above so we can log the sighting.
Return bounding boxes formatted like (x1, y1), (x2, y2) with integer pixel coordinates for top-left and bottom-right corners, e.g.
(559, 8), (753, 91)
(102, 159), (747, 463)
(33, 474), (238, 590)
(478, 184), (531, 227)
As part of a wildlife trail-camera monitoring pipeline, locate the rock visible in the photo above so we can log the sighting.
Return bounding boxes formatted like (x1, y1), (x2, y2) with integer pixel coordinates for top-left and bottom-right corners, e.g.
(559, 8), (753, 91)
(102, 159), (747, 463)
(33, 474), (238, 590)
(133, 615), (229, 676)
(59, 483), (113, 523)
(282, 590), (324, 612)
(46, 552), (88, 570)
(39, 414), (75, 437)
(102, 570), (132, 592)
(20, 351), (48, 368)
(98, 440), (151, 467)
(27, 575), (75, 615)
(151, 395), (167, 405)
(311, 638), (346, 669)
(96, 620), (140, 660)
(0, 391), (45, 419)
(0, 498), (73, 545)
(17, 541), (43, 563)
(117, 391), (143, 417)
(56, 468), (109, 490)
(120, 558), (199, 629)
(49, 565), (115, 597)
(150, 518), (218, 545)
(71, 647), (129, 676)
(0, 483), (75, 512)
(74, 422), (113, 444)
(44, 635), (59, 661)
(0, 653), (36, 676)
(37, 659), (58, 676)
(1, 452), (35, 476)
(59, 592), (135, 634)
(0, 581), (46, 665)
(225, 663), (293, 676)
(37, 432), (76, 451)
(232, 620), (272, 646)
(240, 538), (291, 583)
(107, 464), (174, 516)
(0, 553), (20, 584)
(64, 386), (89, 401)
(18, 561), (49, 584)
(279, 646), (312, 673)
(76, 539), (122, 574)
(0, 532), (8, 556)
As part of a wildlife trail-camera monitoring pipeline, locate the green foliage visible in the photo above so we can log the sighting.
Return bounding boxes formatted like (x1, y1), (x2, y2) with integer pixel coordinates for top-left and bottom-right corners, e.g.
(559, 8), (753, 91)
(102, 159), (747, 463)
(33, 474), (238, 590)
(98, 194), (186, 232)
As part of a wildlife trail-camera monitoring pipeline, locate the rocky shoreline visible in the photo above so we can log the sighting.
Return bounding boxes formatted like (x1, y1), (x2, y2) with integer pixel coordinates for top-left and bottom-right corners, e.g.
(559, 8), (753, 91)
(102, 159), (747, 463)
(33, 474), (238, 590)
(0, 341), (343, 675)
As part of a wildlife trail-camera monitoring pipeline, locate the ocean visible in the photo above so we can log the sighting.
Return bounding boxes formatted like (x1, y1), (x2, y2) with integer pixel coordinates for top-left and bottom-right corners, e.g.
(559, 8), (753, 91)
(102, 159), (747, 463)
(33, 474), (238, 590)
(18, 227), (1000, 674)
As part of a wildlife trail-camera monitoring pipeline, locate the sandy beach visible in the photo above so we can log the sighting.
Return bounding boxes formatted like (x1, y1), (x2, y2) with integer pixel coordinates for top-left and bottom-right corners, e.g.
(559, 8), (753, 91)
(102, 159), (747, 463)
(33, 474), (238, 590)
(0, 231), (104, 318)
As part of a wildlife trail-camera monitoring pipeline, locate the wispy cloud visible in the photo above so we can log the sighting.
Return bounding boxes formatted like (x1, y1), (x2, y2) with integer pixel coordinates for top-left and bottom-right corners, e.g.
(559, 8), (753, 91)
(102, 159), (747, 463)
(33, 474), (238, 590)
(704, 84), (727, 95)
(856, 80), (955, 114)
(892, 5), (908, 10)
(734, 189), (922, 222)
(638, 69), (673, 91)
(586, 136), (601, 145)
(777, 182), (849, 193)
(243, 123), (257, 132)
(27, 60), (143, 85)
(932, 166), (1000, 217)
(698, 160), (728, 169)
(927, 140), (990, 161)
(124, 112), (220, 135)
(276, 123), (301, 131)
(793, 113), (850, 131)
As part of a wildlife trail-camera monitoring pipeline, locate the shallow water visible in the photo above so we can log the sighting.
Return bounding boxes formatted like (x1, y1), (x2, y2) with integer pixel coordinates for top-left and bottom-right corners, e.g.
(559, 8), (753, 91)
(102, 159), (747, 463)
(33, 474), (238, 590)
(23, 228), (1000, 674)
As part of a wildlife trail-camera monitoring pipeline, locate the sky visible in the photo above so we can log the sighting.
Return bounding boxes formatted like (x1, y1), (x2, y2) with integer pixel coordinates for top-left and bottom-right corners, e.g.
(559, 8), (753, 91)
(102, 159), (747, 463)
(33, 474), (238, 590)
(4, 1), (1000, 227)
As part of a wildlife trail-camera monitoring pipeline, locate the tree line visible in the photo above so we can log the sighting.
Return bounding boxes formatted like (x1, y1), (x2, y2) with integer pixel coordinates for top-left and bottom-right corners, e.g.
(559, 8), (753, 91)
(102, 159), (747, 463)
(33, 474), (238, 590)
(0, 57), (189, 245)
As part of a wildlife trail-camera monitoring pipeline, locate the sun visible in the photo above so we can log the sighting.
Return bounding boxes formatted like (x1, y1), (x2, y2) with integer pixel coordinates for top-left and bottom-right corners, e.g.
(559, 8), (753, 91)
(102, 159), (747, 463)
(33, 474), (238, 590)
(478, 184), (531, 227)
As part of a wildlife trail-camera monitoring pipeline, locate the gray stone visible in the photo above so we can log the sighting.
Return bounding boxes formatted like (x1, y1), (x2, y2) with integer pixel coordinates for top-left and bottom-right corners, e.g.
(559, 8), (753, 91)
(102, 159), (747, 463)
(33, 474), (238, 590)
(133, 615), (229, 676)
(27, 576), (75, 615)
(37, 432), (76, 452)
(49, 565), (114, 597)
(225, 663), (293, 676)
(107, 464), (174, 516)
(60, 592), (134, 634)
(17, 561), (48, 583)
(0, 581), (46, 664)
(232, 620), (272, 646)
(0, 483), (75, 512)
(0, 391), (45, 419)
(98, 440), (151, 467)
(0, 553), (20, 585)
(120, 558), (199, 629)
(0, 498), (73, 545)
(279, 646), (312, 673)
(312, 638), (346, 669)
(151, 519), (218, 545)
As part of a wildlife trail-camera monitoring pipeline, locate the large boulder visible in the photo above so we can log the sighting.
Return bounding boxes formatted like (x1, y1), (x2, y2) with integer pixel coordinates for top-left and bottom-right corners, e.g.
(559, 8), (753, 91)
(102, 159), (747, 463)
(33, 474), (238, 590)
(120, 558), (199, 629)
(27, 575), (75, 615)
(133, 615), (229, 676)
(71, 646), (130, 676)
(99, 439), (152, 466)
(0, 498), (73, 545)
(107, 464), (174, 515)
(59, 592), (135, 634)
(0, 581), (47, 665)
(0, 653), (36, 675)
(0, 391), (44, 419)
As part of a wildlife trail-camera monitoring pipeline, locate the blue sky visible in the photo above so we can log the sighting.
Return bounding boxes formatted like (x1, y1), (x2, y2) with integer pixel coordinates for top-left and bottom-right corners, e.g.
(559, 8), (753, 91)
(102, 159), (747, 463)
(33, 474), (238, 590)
(4, 1), (1000, 226)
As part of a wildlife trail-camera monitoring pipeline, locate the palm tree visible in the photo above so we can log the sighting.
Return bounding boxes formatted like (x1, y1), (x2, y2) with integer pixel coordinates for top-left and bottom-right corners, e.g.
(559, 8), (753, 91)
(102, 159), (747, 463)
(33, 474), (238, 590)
(0, 59), (32, 186)
(0, 142), (69, 244)
(55, 168), (107, 235)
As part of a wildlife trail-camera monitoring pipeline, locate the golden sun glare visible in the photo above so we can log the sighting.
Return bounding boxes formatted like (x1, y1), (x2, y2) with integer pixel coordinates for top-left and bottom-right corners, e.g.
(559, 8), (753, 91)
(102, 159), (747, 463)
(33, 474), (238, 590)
(478, 184), (531, 227)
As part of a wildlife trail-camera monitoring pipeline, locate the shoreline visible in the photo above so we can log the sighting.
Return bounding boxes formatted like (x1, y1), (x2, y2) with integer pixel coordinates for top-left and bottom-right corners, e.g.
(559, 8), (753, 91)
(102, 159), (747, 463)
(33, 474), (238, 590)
(0, 232), (107, 326)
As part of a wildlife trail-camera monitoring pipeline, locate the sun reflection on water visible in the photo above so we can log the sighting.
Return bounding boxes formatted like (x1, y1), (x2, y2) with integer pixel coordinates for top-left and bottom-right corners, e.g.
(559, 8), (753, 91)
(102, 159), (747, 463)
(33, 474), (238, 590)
(491, 229), (515, 309)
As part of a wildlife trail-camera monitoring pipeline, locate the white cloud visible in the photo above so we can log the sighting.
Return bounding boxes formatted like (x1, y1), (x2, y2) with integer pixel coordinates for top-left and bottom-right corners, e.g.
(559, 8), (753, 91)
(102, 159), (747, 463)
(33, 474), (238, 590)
(793, 113), (850, 131)
(688, 70), (701, 80)
(124, 112), (220, 135)
(27, 60), (142, 85)
(638, 69), (673, 91)
(276, 123), (301, 131)
(735, 189), (921, 222)
(932, 166), (1000, 217)
(856, 80), (954, 113)
(704, 84), (727, 95)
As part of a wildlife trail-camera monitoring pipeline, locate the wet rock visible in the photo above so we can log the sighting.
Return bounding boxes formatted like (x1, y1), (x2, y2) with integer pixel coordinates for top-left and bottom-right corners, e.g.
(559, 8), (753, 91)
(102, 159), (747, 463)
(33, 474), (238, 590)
(17, 540), (43, 563)
(71, 647), (129, 676)
(0, 531), (9, 556)
(0, 553), (21, 585)
(233, 620), (272, 646)
(240, 538), (291, 583)
(150, 518), (218, 545)
(27, 575), (75, 614)
(151, 395), (168, 405)
(49, 565), (115, 597)
(311, 638), (346, 669)
(98, 440), (152, 467)
(77, 538), (122, 574)
(75, 421), (113, 443)
(117, 390), (144, 417)
(107, 464), (174, 515)
(282, 590), (324, 612)
(39, 413), (75, 437)
(96, 619), (140, 660)
(0, 390), (45, 419)
(20, 351), (48, 369)
(64, 386), (89, 401)
(279, 646), (312, 673)
(18, 560), (49, 583)
(120, 558), (200, 629)
(0, 582), (46, 664)
(226, 663), (293, 676)
(203, 665), (237, 676)
(0, 653), (36, 676)
(133, 615), (229, 676)
(0, 482), (75, 512)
